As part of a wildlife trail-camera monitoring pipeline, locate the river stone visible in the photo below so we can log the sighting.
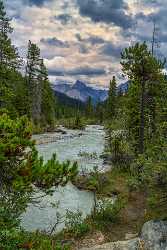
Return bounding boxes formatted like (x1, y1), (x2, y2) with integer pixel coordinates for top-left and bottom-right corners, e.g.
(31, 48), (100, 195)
(140, 220), (167, 250)
(80, 238), (140, 250)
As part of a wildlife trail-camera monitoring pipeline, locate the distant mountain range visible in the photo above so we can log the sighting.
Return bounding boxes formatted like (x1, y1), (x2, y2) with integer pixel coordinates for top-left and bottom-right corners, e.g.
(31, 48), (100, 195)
(52, 80), (129, 104)
(54, 90), (86, 109)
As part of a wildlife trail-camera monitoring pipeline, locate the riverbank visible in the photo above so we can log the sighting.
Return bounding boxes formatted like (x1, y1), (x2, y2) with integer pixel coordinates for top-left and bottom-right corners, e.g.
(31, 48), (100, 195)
(16, 167), (166, 250)
(21, 125), (106, 234)
(19, 125), (167, 250)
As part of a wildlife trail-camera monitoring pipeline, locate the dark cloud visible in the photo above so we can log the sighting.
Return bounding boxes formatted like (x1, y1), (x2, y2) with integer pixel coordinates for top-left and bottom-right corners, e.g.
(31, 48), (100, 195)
(68, 66), (106, 76)
(100, 42), (123, 58)
(48, 66), (106, 76)
(27, 0), (46, 6)
(55, 14), (72, 25)
(40, 37), (70, 48)
(76, 33), (105, 45)
(79, 44), (89, 54)
(48, 69), (65, 76)
(75, 33), (82, 42)
(76, 0), (133, 29)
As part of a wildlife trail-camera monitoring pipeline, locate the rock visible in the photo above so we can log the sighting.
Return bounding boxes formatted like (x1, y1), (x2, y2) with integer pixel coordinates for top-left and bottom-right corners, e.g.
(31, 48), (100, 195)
(80, 238), (139, 250)
(140, 220), (167, 250)
(54, 128), (67, 134)
(80, 220), (167, 250)
(125, 233), (138, 240)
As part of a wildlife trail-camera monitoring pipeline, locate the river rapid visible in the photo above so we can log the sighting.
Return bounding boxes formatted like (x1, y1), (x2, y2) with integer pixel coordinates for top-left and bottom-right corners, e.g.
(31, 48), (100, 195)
(21, 125), (106, 233)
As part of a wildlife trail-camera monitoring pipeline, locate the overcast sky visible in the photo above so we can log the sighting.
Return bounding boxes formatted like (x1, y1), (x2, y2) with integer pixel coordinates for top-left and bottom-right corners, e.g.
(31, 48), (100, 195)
(5, 0), (167, 87)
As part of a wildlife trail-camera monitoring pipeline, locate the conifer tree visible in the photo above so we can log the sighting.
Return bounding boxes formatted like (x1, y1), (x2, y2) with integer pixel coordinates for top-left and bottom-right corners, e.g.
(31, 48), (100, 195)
(107, 76), (117, 119)
(26, 41), (42, 124)
(121, 42), (164, 154)
(40, 59), (55, 128)
(86, 96), (93, 117)
(0, 0), (21, 110)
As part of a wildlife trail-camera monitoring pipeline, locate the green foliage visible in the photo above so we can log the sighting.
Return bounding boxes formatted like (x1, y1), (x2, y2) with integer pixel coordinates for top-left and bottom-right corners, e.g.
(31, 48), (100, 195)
(78, 151), (98, 160)
(26, 41), (55, 127)
(93, 197), (124, 227)
(121, 42), (164, 154)
(0, 229), (71, 250)
(85, 96), (94, 118)
(34, 154), (78, 190)
(65, 210), (90, 238)
(62, 115), (85, 130)
(105, 127), (133, 169)
(106, 76), (117, 119)
(0, 228), (21, 250)
(0, 113), (78, 248)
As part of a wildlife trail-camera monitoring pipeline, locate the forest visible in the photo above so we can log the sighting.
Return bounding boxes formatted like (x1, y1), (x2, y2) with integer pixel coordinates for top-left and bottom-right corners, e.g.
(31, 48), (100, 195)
(0, 0), (167, 249)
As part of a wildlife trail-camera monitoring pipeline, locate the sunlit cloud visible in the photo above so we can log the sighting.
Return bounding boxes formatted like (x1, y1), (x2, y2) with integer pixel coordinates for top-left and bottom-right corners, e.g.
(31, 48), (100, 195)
(5, 0), (167, 86)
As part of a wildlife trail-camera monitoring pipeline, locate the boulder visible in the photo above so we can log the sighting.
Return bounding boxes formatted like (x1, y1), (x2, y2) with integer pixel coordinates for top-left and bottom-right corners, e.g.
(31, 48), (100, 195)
(140, 220), (167, 250)
(80, 220), (167, 250)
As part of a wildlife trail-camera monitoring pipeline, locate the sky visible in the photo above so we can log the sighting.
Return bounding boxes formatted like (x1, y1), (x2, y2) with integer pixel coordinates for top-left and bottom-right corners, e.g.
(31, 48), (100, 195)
(5, 0), (167, 87)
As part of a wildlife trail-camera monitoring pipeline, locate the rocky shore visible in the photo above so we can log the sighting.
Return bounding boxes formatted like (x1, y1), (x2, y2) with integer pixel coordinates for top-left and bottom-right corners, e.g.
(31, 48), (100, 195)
(80, 220), (167, 250)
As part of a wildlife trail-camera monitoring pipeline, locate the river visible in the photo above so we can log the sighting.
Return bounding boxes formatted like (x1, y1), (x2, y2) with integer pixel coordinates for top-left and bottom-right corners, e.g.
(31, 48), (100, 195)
(21, 125), (106, 233)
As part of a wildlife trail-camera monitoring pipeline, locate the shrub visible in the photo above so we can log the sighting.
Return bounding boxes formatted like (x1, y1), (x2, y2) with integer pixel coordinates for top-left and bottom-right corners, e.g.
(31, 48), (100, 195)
(93, 197), (124, 227)
(65, 210), (90, 238)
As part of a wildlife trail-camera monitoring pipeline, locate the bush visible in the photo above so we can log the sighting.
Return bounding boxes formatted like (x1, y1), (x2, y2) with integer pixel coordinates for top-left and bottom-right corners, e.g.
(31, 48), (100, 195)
(65, 210), (90, 238)
(105, 128), (133, 170)
(93, 197), (124, 227)
(63, 116), (85, 130)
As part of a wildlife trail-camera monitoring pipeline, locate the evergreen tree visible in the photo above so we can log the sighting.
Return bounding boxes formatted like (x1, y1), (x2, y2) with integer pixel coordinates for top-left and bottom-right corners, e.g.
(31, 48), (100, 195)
(86, 96), (93, 117)
(26, 40), (42, 124)
(121, 42), (164, 154)
(26, 42), (56, 128)
(107, 76), (117, 119)
(40, 59), (55, 128)
(0, 114), (78, 248)
(0, 0), (21, 110)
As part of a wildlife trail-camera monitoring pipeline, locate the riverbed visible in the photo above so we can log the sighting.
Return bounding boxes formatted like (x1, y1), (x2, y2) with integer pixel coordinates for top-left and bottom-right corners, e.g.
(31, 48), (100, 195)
(21, 125), (106, 233)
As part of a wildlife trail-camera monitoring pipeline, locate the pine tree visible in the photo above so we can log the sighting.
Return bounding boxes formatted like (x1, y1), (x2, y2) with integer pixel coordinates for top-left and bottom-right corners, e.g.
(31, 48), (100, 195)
(86, 96), (93, 117)
(121, 42), (164, 154)
(0, 0), (21, 110)
(0, 114), (78, 248)
(26, 41), (42, 124)
(40, 59), (55, 128)
(107, 76), (117, 119)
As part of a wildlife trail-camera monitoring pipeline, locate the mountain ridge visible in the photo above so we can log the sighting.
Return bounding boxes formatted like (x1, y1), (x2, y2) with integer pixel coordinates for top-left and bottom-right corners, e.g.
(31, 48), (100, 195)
(52, 80), (129, 104)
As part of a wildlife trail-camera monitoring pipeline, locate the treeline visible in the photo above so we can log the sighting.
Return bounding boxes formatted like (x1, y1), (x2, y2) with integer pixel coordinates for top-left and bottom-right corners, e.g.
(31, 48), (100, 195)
(0, 1), (57, 131)
(104, 42), (167, 215)
(0, 0), (101, 131)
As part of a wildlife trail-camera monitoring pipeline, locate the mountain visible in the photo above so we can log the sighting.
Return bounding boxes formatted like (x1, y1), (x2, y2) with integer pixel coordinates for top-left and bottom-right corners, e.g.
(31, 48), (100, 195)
(52, 80), (129, 104)
(52, 80), (108, 104)
(54, 90), (85, 109)
(117, 81), (129, 94)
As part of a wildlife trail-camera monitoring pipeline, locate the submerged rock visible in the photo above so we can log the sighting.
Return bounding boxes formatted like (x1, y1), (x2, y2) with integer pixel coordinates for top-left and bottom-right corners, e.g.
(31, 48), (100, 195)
(80, 220), (167, 250)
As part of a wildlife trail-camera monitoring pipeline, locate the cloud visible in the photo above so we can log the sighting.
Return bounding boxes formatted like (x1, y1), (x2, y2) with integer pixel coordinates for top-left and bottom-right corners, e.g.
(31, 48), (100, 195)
(78, 44), (89, 54)
(76, 0), (133, 29)
(100, 42), (123, 58)
(48, 66), (106, 77)
(5, 0), (167, 86)
(76, 33), (105, 45)
(26, 0), (47, 6)
(55, 14), (72, 24)
(40, 37), (70, 48)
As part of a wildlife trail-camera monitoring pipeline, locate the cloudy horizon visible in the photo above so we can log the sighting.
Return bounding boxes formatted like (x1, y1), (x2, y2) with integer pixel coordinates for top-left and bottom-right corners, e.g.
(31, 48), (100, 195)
(5, 0), (167, 87)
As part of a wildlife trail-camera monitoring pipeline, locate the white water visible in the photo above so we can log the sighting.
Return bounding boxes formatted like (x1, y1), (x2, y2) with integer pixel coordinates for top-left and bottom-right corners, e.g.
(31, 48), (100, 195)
(21, 125), (106, 233)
